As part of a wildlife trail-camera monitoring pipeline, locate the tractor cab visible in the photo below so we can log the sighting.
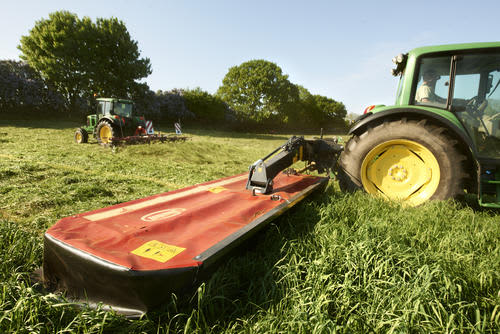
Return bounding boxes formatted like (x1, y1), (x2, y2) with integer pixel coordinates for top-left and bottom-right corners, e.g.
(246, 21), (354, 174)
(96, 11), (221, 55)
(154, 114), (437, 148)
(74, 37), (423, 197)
(97, 99), (134, 118)
(411, 52), (500, 206)
(85, 98), (135, 131)
(411, 52), (500, 159)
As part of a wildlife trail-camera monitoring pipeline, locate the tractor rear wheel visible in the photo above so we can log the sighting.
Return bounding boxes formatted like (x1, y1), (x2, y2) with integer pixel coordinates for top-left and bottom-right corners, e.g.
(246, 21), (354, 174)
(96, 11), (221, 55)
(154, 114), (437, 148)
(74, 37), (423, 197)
(96, 121), (116, 145)
(338, 119), (467, 206)
(74, 128), (88, 144)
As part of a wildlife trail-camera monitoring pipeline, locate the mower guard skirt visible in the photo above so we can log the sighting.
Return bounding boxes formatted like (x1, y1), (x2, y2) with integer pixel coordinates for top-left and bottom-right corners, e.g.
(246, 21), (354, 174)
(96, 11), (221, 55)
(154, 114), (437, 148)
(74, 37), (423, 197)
(43, 173), (328, 316)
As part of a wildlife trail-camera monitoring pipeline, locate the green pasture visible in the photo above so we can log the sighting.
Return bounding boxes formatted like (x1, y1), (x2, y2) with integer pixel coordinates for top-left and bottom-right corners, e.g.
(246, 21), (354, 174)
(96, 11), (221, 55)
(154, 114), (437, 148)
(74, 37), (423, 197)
(0, 120), (498, 333)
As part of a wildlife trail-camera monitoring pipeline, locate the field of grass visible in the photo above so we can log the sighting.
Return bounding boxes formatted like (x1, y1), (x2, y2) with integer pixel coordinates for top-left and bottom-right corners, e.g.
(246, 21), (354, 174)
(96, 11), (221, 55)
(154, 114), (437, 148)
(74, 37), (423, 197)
(0, 119), (499, 333)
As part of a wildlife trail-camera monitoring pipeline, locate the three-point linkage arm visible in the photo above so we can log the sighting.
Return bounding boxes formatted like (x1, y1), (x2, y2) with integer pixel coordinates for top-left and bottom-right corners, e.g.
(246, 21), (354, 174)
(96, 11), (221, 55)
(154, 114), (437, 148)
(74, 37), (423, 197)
(246, 136), (343, 194)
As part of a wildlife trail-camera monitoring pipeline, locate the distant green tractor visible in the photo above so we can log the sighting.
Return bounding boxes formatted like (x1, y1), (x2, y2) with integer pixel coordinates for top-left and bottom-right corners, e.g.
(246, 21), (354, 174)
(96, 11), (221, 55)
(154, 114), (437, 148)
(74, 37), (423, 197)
(339, 42), (500, 208)
(75, 98), (147, 145)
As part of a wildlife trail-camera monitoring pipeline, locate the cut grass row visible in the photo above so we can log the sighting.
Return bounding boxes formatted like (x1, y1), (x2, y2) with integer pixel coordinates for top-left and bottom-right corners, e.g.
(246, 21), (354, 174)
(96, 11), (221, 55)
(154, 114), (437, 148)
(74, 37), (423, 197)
(0, 120), (498, 333)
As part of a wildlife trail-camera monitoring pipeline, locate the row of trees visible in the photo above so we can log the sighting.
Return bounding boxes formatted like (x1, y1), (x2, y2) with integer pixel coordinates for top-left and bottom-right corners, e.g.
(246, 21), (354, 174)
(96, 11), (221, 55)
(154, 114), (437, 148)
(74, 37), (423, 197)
(217, 60), (346, 129)
(1, 11), (348, 131)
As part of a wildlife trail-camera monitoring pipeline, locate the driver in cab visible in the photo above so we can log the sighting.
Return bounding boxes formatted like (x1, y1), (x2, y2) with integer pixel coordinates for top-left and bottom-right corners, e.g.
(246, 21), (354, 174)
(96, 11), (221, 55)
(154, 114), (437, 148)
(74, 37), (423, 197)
(415, 69), (447, 105)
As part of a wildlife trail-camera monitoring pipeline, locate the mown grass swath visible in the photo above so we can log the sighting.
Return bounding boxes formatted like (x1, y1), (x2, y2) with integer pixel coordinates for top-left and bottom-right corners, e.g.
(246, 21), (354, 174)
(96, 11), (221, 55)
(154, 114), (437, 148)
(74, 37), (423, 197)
(0, 120), (498, 333)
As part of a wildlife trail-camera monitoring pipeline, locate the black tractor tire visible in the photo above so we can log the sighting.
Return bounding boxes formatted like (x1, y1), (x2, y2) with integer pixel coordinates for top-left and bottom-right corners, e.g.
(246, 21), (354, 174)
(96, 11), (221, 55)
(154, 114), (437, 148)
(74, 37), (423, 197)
(74, 128), (88, 144)
(96, 121), (116, 145)
(338, 119), (468, 206)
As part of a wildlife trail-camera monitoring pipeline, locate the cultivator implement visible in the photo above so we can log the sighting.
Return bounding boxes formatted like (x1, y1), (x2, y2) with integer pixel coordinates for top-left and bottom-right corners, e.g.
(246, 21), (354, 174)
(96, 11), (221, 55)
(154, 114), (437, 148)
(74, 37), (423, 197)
(41, 136), (342, 316)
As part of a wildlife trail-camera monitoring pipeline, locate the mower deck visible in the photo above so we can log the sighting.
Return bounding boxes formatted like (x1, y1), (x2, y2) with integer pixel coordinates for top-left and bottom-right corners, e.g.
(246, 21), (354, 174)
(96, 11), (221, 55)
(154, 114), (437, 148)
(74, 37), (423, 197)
(43, 172), (328, 316)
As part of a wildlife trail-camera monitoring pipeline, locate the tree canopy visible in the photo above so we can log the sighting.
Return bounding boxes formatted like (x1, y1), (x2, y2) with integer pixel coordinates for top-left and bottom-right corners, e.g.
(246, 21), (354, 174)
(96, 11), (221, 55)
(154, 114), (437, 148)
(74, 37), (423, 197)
(18, 11), (151, 111)
(182, 87), (227, 121)
(217, 60), (298, 123)
(312, 94), (347, 125)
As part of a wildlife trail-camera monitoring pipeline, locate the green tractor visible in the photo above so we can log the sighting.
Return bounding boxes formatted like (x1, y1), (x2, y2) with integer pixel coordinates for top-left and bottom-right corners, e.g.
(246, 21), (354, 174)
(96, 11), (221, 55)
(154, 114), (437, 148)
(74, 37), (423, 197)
(75, 98), (147, 145)
(339, 42), (500, 208)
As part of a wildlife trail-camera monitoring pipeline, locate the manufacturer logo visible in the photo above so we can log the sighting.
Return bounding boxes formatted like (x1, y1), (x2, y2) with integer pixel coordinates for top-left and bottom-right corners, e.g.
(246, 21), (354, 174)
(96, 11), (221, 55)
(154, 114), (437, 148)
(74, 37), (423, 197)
(140, 208), (186, 222)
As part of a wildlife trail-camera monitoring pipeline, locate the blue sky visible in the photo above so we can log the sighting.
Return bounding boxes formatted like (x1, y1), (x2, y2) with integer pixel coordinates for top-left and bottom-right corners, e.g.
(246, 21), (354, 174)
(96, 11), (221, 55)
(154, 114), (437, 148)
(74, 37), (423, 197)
(1, 0), (499, 115)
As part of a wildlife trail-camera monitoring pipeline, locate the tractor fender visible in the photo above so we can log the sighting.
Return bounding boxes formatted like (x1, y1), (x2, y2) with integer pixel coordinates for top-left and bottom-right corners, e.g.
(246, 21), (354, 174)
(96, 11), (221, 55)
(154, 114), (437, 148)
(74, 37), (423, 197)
(97, 115), (117, 126)
(349, 108), (477, 157)
(348, 108), (479, 193)
(96, 116), (123, 131)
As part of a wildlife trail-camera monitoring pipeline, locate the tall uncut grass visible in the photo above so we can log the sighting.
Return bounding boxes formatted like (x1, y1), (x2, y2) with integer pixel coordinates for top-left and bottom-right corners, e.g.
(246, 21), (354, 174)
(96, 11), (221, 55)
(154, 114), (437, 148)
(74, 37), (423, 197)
(0, 120), (498, 333)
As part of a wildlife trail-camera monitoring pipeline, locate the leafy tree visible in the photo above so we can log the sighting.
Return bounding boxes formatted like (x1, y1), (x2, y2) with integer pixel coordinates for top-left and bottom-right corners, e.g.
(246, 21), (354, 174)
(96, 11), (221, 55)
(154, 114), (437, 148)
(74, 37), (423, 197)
(217, 60), (298, 123)
(182, 87), (226, 121)
(18, 11), (151, 111)
(90, 17), (151, 98)
(286, 85), (347, 130)
(312, 94), (347, 124)
(285, 85), (319, 127)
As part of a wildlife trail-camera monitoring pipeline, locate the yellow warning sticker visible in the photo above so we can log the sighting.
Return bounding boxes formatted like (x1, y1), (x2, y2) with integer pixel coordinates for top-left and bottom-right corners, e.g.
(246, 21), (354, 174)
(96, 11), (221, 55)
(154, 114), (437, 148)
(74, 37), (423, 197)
(208, 186), (227, 194)
(131, 240), (185, 263)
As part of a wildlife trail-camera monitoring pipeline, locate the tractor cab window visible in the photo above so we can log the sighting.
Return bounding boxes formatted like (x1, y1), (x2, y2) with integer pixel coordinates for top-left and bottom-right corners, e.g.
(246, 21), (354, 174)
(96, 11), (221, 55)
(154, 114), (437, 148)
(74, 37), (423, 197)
(413, 56), (451, 109)
(114, 102), (133, 118)
(98, 101), (112, 115)
(452, 53), (500, 158)
(97, 102), (104, 115)
(395, 74), (405, 105)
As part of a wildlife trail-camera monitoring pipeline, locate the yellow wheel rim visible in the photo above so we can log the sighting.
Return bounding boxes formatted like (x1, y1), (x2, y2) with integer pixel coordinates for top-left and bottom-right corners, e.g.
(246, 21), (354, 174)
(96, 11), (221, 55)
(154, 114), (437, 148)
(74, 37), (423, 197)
(75, 132), (82, 143)
(360, 139), (440, 206)
(99, 125), (112, 144)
